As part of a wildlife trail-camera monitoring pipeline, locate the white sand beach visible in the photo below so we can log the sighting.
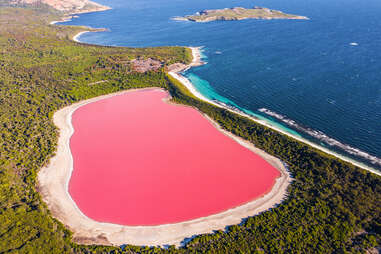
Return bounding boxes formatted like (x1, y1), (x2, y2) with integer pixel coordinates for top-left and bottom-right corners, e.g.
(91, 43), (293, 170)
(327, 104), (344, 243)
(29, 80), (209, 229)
(73, 31), (90, 42)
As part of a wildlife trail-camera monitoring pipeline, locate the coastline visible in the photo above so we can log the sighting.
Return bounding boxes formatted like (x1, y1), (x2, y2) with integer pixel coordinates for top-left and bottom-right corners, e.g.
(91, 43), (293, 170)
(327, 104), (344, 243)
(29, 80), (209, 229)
(73, 31), (90, 42)
(38, 87), (291, 247)
(50, 16), (73, 25)
(37, 42), (379, 247)
(49, 1), (111, 26)
(54, 5), (379, 176)
(169, 47), (381, 177)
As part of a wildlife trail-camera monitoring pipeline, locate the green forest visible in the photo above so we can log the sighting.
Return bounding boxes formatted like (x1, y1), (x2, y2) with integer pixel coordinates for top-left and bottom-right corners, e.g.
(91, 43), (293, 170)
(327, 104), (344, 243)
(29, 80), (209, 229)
(0, 5), (379, 254)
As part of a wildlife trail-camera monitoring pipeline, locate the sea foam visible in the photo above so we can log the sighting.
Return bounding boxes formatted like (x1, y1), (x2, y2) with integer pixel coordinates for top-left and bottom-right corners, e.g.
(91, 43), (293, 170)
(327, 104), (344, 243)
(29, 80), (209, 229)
(258, 108), (381, 167)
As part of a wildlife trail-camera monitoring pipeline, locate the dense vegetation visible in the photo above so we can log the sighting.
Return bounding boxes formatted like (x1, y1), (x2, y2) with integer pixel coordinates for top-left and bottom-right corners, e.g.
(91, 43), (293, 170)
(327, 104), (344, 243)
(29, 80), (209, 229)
(0, 6), (379, 254)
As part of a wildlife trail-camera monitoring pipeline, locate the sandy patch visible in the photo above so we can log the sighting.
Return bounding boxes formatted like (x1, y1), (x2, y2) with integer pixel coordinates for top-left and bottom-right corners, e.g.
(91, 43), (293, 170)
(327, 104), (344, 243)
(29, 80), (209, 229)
(72, 31), (90, 42)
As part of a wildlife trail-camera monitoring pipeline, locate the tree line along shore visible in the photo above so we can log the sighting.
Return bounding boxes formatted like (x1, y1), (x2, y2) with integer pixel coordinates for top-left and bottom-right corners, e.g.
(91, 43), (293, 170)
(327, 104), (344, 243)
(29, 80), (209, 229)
(0, 5), (380, 254)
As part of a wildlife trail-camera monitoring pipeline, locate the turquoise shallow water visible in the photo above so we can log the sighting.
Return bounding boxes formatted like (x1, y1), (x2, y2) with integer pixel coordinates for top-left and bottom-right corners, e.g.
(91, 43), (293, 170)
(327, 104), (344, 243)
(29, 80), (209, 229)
(62, 0), (381, 169)
(184, 71), (302, 138)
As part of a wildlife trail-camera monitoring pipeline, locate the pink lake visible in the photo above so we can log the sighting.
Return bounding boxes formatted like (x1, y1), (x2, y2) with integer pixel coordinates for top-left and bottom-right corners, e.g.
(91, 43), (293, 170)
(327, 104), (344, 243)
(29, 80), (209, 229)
(69, 89), (280, 226)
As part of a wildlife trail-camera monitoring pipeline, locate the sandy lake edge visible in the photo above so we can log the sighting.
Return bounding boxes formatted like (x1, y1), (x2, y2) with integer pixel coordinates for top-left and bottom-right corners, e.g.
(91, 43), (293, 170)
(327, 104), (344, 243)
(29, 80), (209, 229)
(38, 85), (291, 247)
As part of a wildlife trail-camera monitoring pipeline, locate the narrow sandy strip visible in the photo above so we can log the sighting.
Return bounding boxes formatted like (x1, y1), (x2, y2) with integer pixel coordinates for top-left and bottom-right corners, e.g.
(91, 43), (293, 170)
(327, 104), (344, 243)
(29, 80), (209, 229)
(169, 47), (381, 176)
(73, 31), (90, 42)
(50, 16), (73, 25)
(38, 86), (291, 247)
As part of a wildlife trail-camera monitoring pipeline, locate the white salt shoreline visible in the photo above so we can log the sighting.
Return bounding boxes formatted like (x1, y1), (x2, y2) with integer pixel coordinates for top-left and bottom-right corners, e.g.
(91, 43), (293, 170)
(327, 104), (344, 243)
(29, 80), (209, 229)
(38, 86), (291, 247)
(169, 47), (380, 177)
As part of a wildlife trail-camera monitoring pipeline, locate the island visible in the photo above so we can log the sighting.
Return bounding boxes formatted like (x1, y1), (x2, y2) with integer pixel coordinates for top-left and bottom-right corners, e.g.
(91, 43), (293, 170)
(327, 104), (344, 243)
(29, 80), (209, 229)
(174, 6), (309, 22)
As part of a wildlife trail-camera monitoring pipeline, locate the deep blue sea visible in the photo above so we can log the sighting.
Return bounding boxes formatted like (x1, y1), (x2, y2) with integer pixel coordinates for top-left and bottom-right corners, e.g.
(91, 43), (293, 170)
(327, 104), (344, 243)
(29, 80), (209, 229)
(62, 0), (381, 170)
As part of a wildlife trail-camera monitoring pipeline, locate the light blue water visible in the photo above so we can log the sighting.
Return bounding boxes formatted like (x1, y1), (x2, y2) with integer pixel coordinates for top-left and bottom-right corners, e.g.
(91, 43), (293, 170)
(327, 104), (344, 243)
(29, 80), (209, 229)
(62, 0), (381, 169)
(185, 71), (302, 138)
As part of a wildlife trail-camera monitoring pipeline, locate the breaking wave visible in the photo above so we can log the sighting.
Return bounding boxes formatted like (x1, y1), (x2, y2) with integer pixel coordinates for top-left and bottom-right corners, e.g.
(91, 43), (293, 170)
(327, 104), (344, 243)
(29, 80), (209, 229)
(258, 108), (381, 167)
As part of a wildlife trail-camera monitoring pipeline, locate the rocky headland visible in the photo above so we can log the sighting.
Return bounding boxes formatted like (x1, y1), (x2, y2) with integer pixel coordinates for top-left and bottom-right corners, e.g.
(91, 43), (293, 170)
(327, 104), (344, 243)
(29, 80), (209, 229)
(7, 0), (110, 14)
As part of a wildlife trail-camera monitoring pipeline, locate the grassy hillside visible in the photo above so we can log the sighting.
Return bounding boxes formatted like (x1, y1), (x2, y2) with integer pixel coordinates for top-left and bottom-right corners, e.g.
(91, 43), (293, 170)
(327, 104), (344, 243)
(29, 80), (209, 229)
(0, 6), (379, 254)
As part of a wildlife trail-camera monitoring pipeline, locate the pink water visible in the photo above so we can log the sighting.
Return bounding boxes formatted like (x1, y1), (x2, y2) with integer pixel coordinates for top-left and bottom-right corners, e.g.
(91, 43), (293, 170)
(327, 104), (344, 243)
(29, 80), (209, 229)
(69, 89), (280, 226)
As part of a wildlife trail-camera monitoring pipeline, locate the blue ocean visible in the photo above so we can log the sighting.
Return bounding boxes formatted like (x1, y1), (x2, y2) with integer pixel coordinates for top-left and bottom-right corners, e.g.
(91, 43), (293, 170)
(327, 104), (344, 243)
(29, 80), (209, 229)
(62, 0), (381, 170)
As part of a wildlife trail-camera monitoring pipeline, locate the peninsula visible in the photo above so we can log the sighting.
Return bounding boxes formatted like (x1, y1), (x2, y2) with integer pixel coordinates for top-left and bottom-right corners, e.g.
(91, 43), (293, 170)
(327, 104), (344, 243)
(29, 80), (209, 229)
(6, 0), (110, 14)
(174, 6), (308, 22)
